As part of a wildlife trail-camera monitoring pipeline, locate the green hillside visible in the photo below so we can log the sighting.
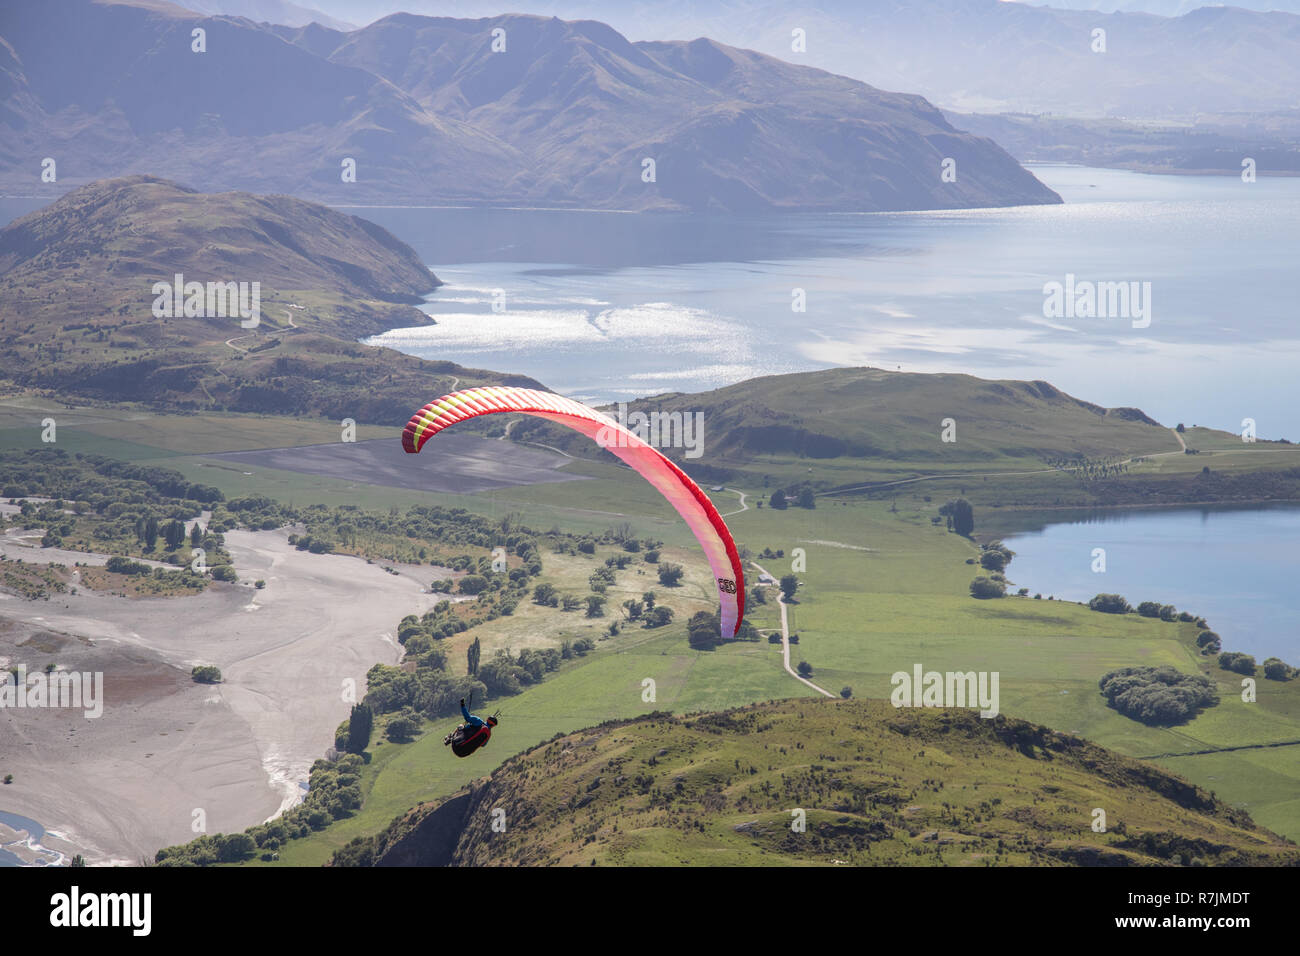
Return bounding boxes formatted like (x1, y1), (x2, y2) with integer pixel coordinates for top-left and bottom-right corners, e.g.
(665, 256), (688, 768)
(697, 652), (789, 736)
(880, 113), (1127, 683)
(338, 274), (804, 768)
(333, 699), (1298, 867)
(517, 368), (1167, 465)
(506, 367), (1300, 506)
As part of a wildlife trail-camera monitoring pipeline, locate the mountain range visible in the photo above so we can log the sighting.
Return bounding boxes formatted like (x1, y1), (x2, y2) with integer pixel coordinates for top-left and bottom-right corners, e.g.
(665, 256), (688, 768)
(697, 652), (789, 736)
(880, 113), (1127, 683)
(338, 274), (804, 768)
(0, 0), (1060, 212)
(279, 0), (1300, 119)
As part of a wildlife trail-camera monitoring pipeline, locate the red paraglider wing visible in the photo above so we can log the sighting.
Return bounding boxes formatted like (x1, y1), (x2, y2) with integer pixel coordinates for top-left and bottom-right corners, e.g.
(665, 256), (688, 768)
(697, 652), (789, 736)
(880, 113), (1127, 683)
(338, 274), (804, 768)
(403, 386), (744, 636)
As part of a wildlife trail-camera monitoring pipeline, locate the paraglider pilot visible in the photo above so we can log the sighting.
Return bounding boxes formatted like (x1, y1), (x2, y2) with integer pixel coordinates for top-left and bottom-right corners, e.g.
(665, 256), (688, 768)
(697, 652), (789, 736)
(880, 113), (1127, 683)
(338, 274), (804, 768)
(444, 698), (498, 757)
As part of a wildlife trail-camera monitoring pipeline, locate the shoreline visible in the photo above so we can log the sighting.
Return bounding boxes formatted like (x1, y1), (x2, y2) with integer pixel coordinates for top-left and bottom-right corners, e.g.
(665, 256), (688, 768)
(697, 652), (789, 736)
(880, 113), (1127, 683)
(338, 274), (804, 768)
(976, 496), (1300, 540)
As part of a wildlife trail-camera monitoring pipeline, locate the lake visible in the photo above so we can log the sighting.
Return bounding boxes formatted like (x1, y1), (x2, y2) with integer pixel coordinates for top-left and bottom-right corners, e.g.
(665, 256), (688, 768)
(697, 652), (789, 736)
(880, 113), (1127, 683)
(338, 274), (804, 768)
(339, 165), (1300, 439)
(990, 503), (1300, 663)
(4, 166), (1295, 436)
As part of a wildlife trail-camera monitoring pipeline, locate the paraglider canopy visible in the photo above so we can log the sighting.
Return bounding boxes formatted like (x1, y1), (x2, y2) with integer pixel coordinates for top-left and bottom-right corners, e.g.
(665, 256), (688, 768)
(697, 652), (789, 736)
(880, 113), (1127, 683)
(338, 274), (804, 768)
(403, 386), (744, 637)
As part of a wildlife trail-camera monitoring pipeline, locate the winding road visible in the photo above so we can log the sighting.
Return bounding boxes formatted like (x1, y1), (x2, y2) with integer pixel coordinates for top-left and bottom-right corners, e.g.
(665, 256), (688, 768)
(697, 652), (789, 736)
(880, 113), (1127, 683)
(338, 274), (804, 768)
(750, 559), (836, 698)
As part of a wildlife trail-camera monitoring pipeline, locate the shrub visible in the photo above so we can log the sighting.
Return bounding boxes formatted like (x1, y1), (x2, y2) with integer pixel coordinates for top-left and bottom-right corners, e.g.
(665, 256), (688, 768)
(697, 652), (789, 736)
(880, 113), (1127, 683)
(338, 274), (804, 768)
(657, 563), (684, 587)
(385, 711), (419, 743)
(1098, 666), (1218, 726)
(1088, 593), (1131, 614)
(1196, 631), (1221, 654)
(969, 576), (1006, 599)
(1262, 657), (1298, 681)
(1218, 652), (1256, 676)
(458, 575), (488, 595)
(105, 555), (151, 576)
(687, 611), (720, 648)
(191, 665), (222, 684)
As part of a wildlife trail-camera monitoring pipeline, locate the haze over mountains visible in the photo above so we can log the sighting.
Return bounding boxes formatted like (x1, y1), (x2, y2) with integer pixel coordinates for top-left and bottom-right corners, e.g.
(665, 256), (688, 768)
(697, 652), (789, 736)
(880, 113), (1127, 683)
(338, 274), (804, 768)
(285, 0), (1300, 118)
(0, 0), (1059, 212)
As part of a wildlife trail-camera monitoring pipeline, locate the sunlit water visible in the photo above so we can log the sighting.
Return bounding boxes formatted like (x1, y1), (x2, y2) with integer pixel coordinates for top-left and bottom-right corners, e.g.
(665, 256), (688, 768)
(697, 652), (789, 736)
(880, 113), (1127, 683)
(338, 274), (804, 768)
(337, 165), (1300, 439)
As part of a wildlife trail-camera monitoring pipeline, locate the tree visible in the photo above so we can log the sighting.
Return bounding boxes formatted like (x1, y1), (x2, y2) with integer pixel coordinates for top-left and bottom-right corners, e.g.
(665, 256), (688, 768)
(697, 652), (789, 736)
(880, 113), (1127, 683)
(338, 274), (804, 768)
(1263, 657), (1297, 681)
(687, 610), (720, 648)
(346, 703), (373, 754)
(1099, 666), (1217, 726)
(385, 709), (419, 742)
(1176, 423), (1186, 433)
(940, 499), (974, 536)
(533, 582), (557, 606)
(216, 833), (257, 862)
(649, 606), (674, 627)
(797, 661), (813, 677)
(779, 574), (799, 601)
(969, 576), (1005, 599)
(163, 519), (186, 550)
(769, 490), (788, 510)
(1137, 601), (1162, 618)
(1218, 652), (1256, 676)
(458, 574), (488, 595)
(1088, 593), (1131, 614)
(797, 487), (815, 509)
(467, 637), (481, 677)
(1196, 631), (1221, 654)
(979, 550), (1007, 572)
(585, 594), (606, 617)
(144, 515), (159, 550)
(658, 563), (684, 586)
(840, 686), (852, 699)
(191, 665), (222, 683)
